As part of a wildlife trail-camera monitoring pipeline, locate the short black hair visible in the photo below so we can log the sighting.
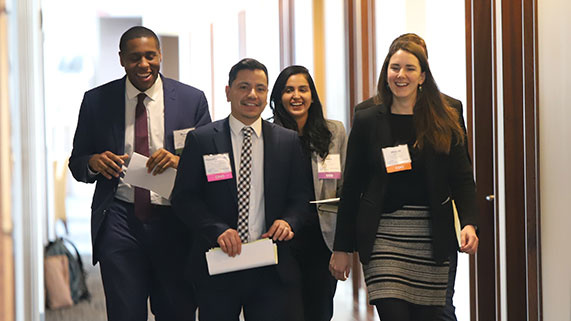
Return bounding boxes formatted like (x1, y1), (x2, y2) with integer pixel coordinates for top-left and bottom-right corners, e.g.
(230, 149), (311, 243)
(228, 58), (268, 87)
(119, 26), (160, 52)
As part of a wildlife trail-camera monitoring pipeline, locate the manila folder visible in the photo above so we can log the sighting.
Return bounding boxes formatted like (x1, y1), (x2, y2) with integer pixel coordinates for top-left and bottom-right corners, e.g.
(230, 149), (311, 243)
(205, 238), (278, 275)
(452, 200), (462, 248)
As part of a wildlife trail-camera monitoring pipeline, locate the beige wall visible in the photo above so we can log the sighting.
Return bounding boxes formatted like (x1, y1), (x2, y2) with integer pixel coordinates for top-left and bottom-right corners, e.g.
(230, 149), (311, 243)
(0, 0), (15, 319)
(538, 0), (571, 320)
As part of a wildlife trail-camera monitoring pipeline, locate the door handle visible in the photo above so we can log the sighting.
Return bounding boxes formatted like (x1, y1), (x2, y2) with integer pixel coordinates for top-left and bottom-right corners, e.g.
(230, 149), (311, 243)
(485, 195), (495, 202)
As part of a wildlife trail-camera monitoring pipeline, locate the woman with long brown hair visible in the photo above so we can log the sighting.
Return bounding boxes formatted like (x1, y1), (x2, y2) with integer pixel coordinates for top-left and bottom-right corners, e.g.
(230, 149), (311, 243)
(329, 40), (479, 320)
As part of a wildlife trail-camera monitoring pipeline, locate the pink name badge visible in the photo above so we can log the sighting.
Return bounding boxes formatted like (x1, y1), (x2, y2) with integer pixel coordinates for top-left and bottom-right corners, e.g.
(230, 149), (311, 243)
(203, 153), (233, 182)
(207, 172), (233, 182)
(317, 154), (342, 180)
(318, 172), (342, 179)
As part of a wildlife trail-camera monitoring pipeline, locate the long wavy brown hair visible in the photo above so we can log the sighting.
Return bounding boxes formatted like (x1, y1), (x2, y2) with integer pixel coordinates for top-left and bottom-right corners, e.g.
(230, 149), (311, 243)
(376, 40), (464, 153)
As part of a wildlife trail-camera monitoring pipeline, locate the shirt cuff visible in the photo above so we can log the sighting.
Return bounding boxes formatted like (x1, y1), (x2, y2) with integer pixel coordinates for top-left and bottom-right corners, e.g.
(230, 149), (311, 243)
(87, 164), (99, 178)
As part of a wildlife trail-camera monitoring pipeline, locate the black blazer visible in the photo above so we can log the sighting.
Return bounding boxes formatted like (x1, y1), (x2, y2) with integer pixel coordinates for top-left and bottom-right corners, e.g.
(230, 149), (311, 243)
(355, 94), (471, 163)
(171, 118), (313, 283)
(68, 76), (211, 263)
(334, 104), (477, 263)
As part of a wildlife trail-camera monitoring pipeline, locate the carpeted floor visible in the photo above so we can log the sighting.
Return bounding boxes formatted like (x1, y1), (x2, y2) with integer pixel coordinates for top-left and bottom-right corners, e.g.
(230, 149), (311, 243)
(45, 257), (155, 321)
(43, 256), (376, 321)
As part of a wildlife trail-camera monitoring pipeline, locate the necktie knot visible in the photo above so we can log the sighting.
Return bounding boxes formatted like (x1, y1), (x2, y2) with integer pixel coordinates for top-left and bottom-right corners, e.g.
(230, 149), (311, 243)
(137, 93), (146, 104)
(242, 126), (253, 139)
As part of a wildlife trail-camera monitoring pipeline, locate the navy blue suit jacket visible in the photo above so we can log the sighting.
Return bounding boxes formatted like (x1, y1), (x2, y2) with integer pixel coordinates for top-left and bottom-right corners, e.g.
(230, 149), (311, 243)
(171, 118), (313, 283)
(68, 75), (211, 263)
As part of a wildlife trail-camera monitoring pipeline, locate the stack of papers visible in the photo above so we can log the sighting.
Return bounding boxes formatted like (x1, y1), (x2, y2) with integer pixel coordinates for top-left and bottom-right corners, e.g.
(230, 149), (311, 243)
(205, 238), (278, 275)
(123, 152), (177, 199)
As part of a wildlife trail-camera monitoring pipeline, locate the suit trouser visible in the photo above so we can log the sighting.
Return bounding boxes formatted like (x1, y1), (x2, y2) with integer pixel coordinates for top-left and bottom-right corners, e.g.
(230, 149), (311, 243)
(196, 264), (304, 321)
(96, 198), (195, 321)
(293, 223), (337, 321)
(441, 251), (458, 321)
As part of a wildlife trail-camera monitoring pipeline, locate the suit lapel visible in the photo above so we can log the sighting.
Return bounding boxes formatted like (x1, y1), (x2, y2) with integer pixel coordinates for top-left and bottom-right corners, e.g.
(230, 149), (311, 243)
(162, 76), (177, 152)
(262, 120), (274, 218)
(111, 77), (127, 155)
(213, 118), (238, 203)
(311, 154), (323, 200)
(375, 104), (393, 166)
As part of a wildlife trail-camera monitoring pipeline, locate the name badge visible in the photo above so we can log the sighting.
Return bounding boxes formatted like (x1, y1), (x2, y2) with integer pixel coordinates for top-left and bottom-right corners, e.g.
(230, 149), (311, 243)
(318, 154), (342, 179)
(381, 144), (412, 173)
(174, 127), (195, 155)
(203, 153), (233, 182)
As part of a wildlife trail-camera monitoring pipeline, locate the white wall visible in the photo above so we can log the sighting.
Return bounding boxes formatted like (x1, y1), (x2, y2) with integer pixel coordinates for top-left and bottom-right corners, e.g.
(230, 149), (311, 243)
(538, 0), (571, 320)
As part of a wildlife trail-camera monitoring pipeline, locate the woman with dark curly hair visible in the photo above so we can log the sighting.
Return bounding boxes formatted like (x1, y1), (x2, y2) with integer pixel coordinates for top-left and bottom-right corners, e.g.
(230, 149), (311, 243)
(270, 65), (347, 321)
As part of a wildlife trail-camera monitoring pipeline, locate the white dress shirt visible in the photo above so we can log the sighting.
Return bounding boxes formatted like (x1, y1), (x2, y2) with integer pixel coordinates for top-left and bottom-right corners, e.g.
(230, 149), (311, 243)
(229, 115), (265, 242)
(115, 76), (170, 205)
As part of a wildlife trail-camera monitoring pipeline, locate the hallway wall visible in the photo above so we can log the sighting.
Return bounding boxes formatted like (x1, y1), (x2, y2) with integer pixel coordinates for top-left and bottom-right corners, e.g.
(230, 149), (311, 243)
(538, 0), (571, 320)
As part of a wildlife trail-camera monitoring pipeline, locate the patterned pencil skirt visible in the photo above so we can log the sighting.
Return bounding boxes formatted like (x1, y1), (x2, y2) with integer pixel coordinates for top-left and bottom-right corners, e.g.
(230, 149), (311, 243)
(363, 205), (450, 306)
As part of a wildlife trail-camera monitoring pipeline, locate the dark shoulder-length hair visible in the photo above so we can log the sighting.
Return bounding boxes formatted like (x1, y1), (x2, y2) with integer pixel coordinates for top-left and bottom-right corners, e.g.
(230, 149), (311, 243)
(270, 65), (332, 158)
(376, 40), (465, 153)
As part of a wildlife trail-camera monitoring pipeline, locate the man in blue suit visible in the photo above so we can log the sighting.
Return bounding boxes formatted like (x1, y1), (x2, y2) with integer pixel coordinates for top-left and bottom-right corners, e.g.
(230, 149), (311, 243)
(69, 26), (211, 321)
(171, 58), (312, 321)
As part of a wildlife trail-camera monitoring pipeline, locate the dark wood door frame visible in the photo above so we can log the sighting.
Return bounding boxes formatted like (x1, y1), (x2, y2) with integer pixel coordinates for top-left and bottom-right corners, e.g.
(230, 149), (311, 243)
(465, 1), (500, 320)
(466, 0), (542, 320)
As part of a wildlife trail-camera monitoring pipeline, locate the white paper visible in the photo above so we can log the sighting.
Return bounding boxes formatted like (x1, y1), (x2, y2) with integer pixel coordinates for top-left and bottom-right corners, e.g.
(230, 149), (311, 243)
(123, 152), (177, 199)
(203, 153), (233, 182)
(173, 127), (195, 151)
(205, 238), (278, 275)
(381, 144), (412, 167)
(452, 200), (462, 248)
(310, 197), (340, 204)
(317, 154), (342, 179)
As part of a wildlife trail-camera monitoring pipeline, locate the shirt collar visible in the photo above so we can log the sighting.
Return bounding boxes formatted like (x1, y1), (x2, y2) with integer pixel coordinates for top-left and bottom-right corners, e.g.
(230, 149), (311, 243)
(125, 75), (163, 101)
(229, 114), (262, 139)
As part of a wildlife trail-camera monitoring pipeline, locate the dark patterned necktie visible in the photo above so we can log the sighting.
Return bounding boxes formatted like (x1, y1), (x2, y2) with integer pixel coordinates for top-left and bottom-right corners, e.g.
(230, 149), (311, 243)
(134, 93), (151, 222)
(237, 126), (254, 243)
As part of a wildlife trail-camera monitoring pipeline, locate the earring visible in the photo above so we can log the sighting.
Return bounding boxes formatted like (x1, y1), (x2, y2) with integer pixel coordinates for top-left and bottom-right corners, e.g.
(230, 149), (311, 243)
(418, 84), (423, 93)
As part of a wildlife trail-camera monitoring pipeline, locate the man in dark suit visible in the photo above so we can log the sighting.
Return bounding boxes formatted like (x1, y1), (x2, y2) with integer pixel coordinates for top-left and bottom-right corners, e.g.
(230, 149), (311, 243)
(353, 33), (469, 321)
(69, 26), (211, 321)
(171, 58), (312, 321)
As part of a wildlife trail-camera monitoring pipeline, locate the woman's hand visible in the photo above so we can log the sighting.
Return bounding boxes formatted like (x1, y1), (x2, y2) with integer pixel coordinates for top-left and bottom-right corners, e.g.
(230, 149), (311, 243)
(329, 251), (352, 281)
(460, 225), (479, 255)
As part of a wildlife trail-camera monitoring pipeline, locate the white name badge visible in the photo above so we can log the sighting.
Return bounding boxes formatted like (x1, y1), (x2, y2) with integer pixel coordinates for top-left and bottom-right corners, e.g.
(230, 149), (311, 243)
(318, 154), (342, 179)
(174, 127), (195, 154)
(203, 153), (233, 182)
(381, 144), (412, 173)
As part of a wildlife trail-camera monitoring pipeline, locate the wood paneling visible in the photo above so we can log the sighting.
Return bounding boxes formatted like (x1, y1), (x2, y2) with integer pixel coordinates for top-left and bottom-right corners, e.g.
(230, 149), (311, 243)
(501, 0), (541, 320)
(0, 0), (15, 320)
(346, 0), (376, 124)
(313, 0), (326, 107)
(467, 0), (541, 320)
(465, 1), (500, 319)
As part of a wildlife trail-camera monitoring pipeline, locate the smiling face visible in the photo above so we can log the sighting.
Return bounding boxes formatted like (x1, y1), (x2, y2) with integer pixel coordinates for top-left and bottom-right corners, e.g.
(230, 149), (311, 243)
(387, 49), (426, 101)
(119, 36), (162, 92)
(225, 69), (268, 125)
(281, 73), (313, 122)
